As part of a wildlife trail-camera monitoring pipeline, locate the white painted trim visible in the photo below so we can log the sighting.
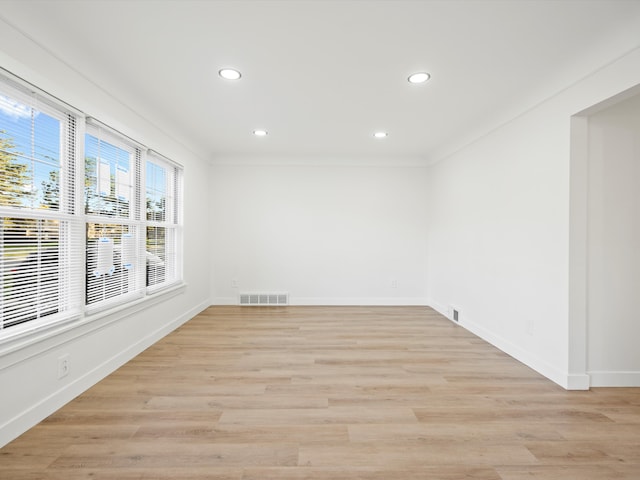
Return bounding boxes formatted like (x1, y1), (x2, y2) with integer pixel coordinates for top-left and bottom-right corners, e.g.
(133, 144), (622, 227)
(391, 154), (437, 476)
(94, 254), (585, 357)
(457, 316), (575, 389)
(427, 301), (584, 390)
(290, 297), (429, 306)
(0, 297), (211, 448)
(588, 371), (640, 387)
(210, 154), (430, 168)
(1, 283), (188, 364)
(428, 300), (451, 320)
(566, 374), (591, 390)
(568, 114), (589, 383)
(212, 296), (239, 305)
(213, 297), (430, 306)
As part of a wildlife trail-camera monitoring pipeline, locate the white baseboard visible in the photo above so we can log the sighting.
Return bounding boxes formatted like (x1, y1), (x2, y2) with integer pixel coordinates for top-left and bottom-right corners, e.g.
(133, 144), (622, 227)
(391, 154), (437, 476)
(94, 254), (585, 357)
(566, 373), (591, 390)
(428, 300), (452, 320)
(0, 298), (211, 448)
(212, 296), (238, 305)
(213, 296), (430, 306)
(292, 297), (430, 306)
(588, 371), (640, 387)
(457, 317), (572, 389)
(427, 301), (587, 390)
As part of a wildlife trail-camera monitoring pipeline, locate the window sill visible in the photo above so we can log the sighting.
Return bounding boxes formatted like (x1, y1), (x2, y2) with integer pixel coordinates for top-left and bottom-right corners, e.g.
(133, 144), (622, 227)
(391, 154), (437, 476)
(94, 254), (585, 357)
(0, 282), (187, 366)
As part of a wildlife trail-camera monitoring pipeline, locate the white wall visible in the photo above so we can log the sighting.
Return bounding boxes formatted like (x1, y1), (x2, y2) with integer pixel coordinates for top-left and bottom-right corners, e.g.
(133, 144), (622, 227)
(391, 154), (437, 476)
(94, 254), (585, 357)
(586, 93), (640, 386)
(427, 102), (571, 385)
(428, 46), (640, 389)
(210, 164), (429, 305)
(0, 19), (212, 446)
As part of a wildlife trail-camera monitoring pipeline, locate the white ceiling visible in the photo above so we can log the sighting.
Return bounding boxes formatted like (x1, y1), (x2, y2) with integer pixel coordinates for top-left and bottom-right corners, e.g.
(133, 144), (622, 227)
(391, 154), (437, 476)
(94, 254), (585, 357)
(1, 0), (640, 165)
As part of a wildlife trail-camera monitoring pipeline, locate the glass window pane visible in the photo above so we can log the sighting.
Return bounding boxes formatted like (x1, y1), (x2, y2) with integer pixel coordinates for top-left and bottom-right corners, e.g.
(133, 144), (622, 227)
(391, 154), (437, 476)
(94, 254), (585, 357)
(0, 94), (61, 210)
(86, 223), (137, 305)
(146, 161), (166, 221)
(146, 226), (166, 287)
(1, 217), (60, 329)
(85, 133), (131, 218)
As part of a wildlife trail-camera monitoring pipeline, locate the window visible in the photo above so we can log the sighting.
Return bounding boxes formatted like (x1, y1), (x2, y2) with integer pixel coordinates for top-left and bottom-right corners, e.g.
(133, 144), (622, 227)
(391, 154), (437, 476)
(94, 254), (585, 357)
(83, 126), (184, 311)
(0, 70), (183, 339)
(145, 152), (182, 292)
(84, 123), (144, 312)
(0, 79), (82, 331)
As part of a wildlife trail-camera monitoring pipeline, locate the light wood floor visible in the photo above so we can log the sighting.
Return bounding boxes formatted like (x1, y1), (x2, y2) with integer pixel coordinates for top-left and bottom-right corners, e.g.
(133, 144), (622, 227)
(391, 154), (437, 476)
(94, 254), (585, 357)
(1, 306), (639, 479)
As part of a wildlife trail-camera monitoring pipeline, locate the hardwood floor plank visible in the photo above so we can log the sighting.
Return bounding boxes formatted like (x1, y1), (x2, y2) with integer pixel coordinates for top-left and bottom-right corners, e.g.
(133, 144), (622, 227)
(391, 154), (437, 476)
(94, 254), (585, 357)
(133, 424), (349, 444)
(413, 406), (614, 424)
(48, 442), (298, 469)
(347, 423), (566, 443)
(39, 409), (223, 426)
(496, 465), (628, 480)
(0, 467), (243, 480)
(297, 442), (538, 467)
(145, 394), (328, 410)
(218, 406), (418, 425)
(241, 466), (502, 480)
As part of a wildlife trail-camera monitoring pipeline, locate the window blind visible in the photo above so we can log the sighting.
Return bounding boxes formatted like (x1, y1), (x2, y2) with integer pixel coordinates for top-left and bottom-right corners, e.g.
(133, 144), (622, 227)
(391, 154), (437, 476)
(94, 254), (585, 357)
(0, 80), (82, 332)
(0, 68), (184, 338)
(145, 151), (182, 293)
(84, 123), (145, 312)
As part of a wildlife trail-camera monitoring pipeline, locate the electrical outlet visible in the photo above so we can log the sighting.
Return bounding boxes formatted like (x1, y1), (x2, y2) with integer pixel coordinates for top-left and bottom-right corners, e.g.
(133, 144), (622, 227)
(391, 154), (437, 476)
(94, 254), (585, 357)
(231, 279), (238, 288)
(390, 279), (398, 289)
(526, 319), (534, 336)
(58, 354), (70, 379)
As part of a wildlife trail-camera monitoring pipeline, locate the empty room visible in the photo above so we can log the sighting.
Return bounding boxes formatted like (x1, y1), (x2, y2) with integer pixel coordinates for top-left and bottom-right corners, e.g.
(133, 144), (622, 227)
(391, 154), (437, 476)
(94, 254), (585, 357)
(1, 0), (640, 478)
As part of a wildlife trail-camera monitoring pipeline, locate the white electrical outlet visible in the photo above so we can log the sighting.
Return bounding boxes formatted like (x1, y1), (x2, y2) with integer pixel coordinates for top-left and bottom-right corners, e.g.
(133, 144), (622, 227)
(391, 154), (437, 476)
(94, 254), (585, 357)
(58, 354), (70, 379)
(526, 320), (535, 336)
(390, 279), (398, 289)
(231, 279), (238, 288)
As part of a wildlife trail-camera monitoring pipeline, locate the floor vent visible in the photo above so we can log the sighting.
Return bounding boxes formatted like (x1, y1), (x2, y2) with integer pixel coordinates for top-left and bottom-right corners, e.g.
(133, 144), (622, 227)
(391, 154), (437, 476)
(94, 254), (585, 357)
(239, 292), (289, 306)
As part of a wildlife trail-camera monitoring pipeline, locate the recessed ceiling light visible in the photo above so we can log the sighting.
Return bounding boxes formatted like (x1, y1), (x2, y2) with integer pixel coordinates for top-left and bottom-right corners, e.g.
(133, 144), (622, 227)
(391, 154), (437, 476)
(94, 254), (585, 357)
(408, 72), (431, 84)
(253, 129), (268, 137)
(219, 68), (241, 80)
(373, 132), (388, 139)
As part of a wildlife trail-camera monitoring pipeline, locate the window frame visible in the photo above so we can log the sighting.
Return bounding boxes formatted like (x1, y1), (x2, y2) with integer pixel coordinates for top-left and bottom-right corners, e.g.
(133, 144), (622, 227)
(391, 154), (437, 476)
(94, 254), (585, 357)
(0, 76), (83, 336)
(145, 151), (183, 294)
(0, 68), (185, 347)
(83, 121), (146, 314)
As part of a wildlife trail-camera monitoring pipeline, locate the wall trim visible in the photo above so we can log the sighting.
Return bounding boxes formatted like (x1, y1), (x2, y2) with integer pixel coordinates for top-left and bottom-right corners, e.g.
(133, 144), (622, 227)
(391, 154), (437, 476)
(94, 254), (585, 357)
(588, 371), (640, 387)
(212, 296), (239, 305)
(213, 297), (429, 306)
(428, 301), (586, 390)
(428, 300), (451, 320)
(566, 373), (591, 390)
(1, 283), (188, 365)
(458, 316), (575, 389)
(0, 297), (211, 448)
(292, 297), (430, 306)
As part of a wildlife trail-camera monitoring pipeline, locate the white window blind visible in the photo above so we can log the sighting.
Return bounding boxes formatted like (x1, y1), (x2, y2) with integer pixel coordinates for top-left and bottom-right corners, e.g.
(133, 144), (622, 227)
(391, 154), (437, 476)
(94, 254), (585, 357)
(145, 151), (182, 293)
(0, 68), (184, 340)
(0, 79), (82, 332)
(84, 122), (145, 312)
